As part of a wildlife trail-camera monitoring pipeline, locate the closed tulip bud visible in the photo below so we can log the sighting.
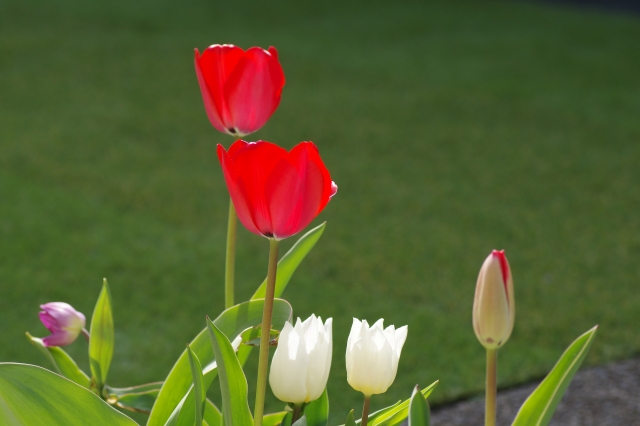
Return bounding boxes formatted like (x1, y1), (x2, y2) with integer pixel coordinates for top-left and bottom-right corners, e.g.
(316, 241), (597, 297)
(473, 250), (515, 350)
(269, 315), (332, 404)
(194, 44), (285, 137)
(346, 318), (407, 396)
(39, 302), (86, 347)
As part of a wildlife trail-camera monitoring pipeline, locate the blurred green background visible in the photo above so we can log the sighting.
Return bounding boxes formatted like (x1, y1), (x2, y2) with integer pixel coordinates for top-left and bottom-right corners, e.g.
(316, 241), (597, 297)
(1, 0), (639, 422)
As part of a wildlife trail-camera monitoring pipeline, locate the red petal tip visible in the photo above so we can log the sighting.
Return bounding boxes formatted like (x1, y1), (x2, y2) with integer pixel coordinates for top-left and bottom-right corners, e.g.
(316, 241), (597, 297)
(492, 250), (509, 284)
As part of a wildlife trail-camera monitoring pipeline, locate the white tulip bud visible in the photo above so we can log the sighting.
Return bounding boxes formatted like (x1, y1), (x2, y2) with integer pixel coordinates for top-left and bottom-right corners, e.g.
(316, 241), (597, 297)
(346, 318), (407, 396)
(473, 250), (515, 350)
(269, 315), (333, 404)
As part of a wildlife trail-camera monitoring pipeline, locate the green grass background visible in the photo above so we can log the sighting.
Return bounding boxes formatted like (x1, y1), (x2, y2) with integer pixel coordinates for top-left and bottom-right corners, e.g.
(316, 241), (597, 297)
(1, 0), (639, 422)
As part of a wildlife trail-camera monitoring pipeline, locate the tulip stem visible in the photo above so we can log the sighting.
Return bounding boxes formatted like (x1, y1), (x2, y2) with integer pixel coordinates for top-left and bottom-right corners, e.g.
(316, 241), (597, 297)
(292, 403), (303, 424)
(485, 348), (497, 426)
(82, 328), (90, 343)
(254, 238), (280, 426)
(361, 395), (372, 426)
(225, 200), (237, 309)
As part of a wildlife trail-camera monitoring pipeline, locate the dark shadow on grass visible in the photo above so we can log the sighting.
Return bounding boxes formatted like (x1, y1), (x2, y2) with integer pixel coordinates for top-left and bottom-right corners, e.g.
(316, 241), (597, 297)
(534, 0), (640, 14)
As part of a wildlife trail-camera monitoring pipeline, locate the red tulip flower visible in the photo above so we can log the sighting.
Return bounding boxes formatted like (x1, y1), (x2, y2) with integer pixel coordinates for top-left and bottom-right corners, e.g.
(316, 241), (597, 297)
(217, 140), (337, 240)
(194, 44), (285, 137)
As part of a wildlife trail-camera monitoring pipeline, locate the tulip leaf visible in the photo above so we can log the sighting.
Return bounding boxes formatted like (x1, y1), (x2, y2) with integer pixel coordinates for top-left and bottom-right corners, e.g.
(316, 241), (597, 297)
(239, 326), (279, 347)
(263, 412), (287, 426)
(511, 325), (598, 426)
(280, 412), (293, 426)
(292, 415), (308, 426)
(89, 278), (114, 389)
(0, 363), (138, 425)
(305, 388), (329, 426)
(187, 345), (205, 426)
(408, 386), (430, 426)
(252, 222), (326, 300)
(104, 382), (163, 414)
(148, 299), (292, 426)
(203, 399), (222, 426)
(206, 317), (253, 426)
(25, 332), (91, 388)
(345, 410), (356, 426)
(363, 380), (438, 426)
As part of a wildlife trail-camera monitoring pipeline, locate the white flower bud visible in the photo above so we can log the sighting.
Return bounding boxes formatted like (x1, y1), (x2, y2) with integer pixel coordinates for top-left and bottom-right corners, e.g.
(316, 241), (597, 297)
(269, 315), (332, 404)
(346, 318), (407, 396)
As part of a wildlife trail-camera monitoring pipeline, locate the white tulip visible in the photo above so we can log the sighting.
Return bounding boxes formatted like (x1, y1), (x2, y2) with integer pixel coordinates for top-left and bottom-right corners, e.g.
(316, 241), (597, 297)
(269, 315), (333, 404)
(346, 318), (408, 396)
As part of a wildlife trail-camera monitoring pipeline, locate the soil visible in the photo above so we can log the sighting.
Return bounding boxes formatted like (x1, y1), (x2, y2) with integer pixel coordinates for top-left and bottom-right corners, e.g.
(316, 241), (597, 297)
(430, 357), (640, 425)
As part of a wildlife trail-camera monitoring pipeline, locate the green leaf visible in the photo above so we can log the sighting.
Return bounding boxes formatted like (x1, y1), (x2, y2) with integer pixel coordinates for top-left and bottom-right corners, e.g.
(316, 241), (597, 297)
(187, 346), (205, 426)
(0, 363), (138, 426)
(305, 388), (329, 426)
(292, 415), (308, 426)
(408, 386), (430, 426)
(252, 222), (326, 300)
(148, 299), (292, 426)
(281, 412), (293, 426)
(262, 412), (287, 426)
(511, 325), (598, 426)
(345, 410), (356, 426)
(365, 380), (438, 426)
(25, 332), (90, 388)
(203, 399), (222, 426)
(89, 278), (114, 388)
(206, 317), (253, 426)
(239, 326), (280, 347)
(104, 382), (163, 414)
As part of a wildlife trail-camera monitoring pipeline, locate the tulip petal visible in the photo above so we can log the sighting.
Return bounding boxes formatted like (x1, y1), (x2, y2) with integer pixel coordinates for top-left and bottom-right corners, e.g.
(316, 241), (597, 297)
(266, 143), (327, 239)
(42, 331), (78, 347)
(195, 45), (244, 134)
(217, 144), (262, 236)
(225, 47), (285, 136)
(301, 142), (337, 214)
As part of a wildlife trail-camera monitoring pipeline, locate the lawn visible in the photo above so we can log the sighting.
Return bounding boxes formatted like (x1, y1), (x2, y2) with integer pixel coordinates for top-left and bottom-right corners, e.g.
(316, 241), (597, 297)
(1, 0), (639, 422)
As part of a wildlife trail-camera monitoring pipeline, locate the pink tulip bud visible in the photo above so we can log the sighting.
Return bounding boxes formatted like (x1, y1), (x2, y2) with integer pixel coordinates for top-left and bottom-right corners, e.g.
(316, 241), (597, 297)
(472, 250), (515, 350)
(39, 302), (86, 347)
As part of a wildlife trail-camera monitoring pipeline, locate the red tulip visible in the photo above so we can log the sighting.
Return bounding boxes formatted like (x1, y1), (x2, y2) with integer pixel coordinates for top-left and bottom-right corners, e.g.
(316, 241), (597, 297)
(194, 44), (285, 137)
(217, 140), (337, 240)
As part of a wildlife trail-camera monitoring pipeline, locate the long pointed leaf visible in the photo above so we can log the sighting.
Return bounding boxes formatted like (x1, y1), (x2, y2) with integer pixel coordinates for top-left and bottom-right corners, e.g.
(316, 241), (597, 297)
(0, 363), (137, 426)
(148, 299), (292, 426)
(187, 346), (205, 426)
(345, 410), (356, 426)
(206, 318), (253, 426)
(511, 325), (598, 426)
(252, 222), (326, 300)
(25, 332), (90, 388)
(89, 278), (114, 388)
(408, 386), (430, 426)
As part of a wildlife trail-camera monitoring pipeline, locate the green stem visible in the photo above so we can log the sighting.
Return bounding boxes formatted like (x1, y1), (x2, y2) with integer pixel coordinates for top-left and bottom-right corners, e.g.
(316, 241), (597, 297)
(291, 403), (303, 424)
(81, 328), (90, 343)
(361, 395), (371, 426)
(253, 238), (280, 426)
(485, 348), (497, 426)
(225, 200), (237, 309)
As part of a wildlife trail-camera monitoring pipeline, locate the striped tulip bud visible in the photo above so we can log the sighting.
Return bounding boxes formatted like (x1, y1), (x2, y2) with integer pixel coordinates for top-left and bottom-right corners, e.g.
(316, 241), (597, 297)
(472, 250), (515, 350)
